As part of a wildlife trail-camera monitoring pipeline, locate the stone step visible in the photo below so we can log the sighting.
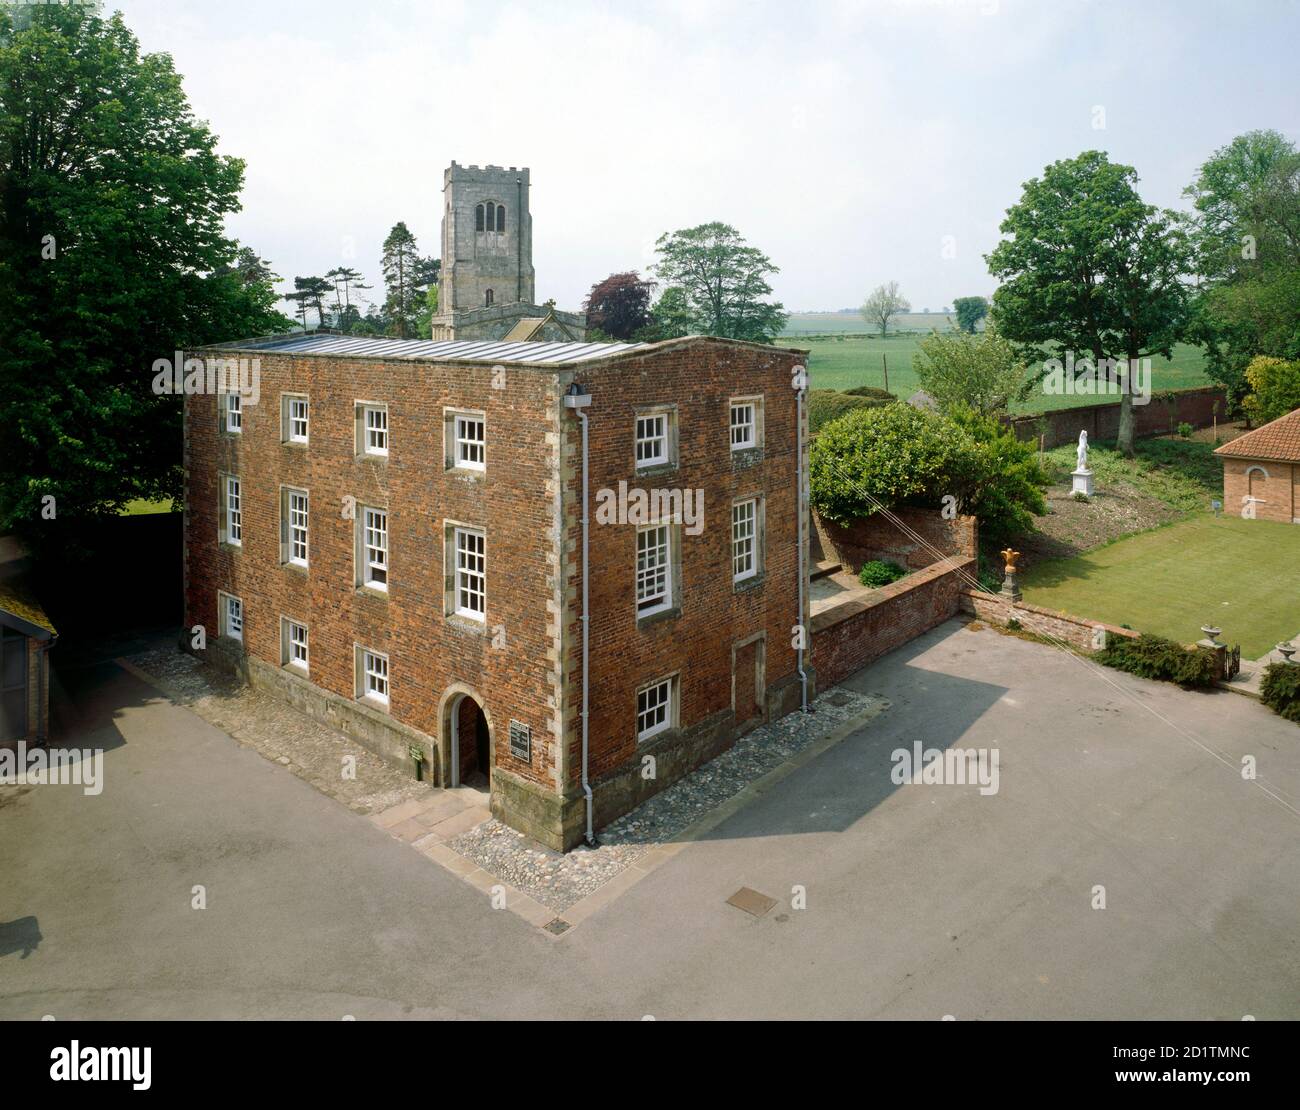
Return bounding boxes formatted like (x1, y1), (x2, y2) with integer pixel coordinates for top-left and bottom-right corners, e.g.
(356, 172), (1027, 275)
(811, 560), (841, 581)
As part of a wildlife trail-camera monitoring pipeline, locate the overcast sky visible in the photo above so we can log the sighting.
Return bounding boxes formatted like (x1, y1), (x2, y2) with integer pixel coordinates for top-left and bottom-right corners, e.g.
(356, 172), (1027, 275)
(112, 0), (1299, 317)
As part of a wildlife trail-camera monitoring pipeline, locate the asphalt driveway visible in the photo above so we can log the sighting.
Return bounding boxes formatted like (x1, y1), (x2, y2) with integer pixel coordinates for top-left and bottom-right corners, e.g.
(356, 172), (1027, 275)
(1, 621), (1296, 1019)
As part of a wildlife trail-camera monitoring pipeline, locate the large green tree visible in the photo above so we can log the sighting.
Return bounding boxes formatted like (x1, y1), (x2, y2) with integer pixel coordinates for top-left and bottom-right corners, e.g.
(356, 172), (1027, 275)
(650, 222), (786, 342)
(0, 5), (290, 544)
(987, 151), (1193, 456)
(952, 295), (989, 334)
(1183, 130), (1300, 407)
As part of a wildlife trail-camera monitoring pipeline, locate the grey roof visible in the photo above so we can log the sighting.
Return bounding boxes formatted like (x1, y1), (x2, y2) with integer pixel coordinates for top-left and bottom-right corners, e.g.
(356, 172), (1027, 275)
(233, 333), (644, 366)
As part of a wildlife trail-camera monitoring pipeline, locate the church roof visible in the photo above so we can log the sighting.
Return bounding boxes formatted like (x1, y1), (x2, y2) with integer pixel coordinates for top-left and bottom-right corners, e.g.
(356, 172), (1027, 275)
(1214, 407), (1300, 463)
(501, 318), (547, 341)
(224, 333), (644, 366)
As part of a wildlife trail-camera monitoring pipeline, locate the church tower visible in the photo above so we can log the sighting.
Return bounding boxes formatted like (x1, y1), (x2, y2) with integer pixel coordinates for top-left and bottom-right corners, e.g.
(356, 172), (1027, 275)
(439, 162), (535, 316)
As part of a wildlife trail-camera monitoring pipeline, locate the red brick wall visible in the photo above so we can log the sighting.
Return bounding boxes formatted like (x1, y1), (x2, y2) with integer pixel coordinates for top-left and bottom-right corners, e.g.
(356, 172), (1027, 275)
(811, 559), (973, 688)
(812, 506), (977, 572)
(1221, 457), (1298, 524)
(1006, 387), (1226, 449)
(184, 351), (562, 790)
(559, 339), (805, 784)
(959, 590), (1140, 652)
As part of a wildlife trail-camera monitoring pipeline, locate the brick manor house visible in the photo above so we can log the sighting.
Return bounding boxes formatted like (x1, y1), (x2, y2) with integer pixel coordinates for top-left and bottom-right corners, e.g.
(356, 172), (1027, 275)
(184, 331), (811, 849)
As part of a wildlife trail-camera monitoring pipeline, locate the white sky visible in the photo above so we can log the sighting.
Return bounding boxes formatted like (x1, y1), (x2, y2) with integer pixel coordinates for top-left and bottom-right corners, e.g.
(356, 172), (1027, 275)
(111, 0), (1300, 315)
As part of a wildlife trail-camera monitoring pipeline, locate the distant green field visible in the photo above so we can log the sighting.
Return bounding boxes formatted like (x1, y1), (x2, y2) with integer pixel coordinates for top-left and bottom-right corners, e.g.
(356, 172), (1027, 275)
(780, 334), (1213, 415)
(782, 311), (956, 334)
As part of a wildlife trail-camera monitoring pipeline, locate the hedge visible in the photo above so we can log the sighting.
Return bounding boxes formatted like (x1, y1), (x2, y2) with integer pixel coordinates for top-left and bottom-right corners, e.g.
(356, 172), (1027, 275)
(807, 389), (894, 434)
(1094, 633), (1219, 688)
(1260, 662), (1300, 723)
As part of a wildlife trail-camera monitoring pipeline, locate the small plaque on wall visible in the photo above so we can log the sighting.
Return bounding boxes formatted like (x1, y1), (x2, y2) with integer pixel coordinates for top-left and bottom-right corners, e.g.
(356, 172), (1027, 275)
(509, 719), (531, 761)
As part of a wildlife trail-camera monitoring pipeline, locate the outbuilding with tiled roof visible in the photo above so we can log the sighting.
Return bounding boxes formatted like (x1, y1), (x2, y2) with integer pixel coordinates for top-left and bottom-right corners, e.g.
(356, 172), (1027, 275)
(1215, 407), (1300, 524)
(0, 574), (57, 744)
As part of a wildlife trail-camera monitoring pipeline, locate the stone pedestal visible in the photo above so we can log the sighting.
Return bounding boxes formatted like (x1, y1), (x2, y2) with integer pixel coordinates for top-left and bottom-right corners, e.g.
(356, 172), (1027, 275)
(1072, 468), (1094, 497)
(1000, 571), (1022, 603)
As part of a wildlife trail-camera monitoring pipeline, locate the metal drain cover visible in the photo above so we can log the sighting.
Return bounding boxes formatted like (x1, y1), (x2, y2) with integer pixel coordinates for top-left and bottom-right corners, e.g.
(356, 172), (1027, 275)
(726, 887), (778, 916)
(543, 918), (571, 935)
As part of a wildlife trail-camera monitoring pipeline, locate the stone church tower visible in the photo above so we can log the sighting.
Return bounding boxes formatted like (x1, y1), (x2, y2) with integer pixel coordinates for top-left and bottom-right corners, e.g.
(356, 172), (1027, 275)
(439, 162), (535, 315)
(430, 162), (585, 343)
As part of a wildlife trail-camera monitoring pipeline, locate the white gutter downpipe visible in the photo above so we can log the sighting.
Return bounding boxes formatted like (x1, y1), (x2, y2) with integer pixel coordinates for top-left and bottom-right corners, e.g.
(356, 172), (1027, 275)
(795, 367), (809, 713)
(563, 382), (597, 846)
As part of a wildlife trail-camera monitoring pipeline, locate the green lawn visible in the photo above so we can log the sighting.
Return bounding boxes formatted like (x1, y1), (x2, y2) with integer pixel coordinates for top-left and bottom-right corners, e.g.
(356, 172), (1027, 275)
(1020, 515), (1300, 658)
(783, 333), (1212, 415)
(120, 498), (175, 515)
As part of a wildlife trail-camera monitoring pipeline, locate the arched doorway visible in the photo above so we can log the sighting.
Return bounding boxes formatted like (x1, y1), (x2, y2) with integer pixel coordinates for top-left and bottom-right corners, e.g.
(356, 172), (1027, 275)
(447, 692), (491, 790)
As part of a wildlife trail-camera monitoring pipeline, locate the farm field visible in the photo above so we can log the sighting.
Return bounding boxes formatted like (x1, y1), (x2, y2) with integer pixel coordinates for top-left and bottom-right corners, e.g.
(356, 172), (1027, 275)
(782, 311), (958, 334)
(1019, 514), (1300, 659)
(782, 333), (1214, 414)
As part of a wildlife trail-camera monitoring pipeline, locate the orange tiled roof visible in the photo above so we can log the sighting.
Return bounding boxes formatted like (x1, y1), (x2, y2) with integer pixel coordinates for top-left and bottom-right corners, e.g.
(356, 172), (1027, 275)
(1215, 407), (1300, 463)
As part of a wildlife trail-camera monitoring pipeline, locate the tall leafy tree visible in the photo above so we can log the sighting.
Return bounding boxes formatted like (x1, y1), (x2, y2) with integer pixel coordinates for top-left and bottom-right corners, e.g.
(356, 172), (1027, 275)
(1183, 130), (1300, 407)
(952, 295), (989, 334)
(583, 271), (656, 340)
(285, 275), (332, 329)
(861, 281), (910, 337)
(380, 221), (425, 339)
(324, 265), (371, 331)
(0, 4), (290, 544)
(651, 222), (786, 342)
(986, 151), (1193, 456)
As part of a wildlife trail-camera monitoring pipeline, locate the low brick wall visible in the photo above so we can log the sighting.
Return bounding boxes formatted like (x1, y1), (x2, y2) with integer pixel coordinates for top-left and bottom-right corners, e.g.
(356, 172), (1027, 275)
(812, 559), (974, 687)
(959, 589), (1140, 652)
(812, 506), (977, 573)
(1006, 386), (1226, 449)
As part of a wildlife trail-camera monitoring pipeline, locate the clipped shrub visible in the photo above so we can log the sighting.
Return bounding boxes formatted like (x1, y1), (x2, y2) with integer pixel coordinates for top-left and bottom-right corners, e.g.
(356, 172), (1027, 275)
(1178, 422), (1194, 438)
(1260, 662), (1300, 723)
(1094, 633), (1218, 688)
(841, 385), (896, 401)
(858, 559), (906, 588)
(807, 389), (891, 434)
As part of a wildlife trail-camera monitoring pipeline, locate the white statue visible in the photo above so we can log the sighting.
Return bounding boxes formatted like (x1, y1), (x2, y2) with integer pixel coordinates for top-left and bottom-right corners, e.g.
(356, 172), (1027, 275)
(1072, 429), (1094, 496)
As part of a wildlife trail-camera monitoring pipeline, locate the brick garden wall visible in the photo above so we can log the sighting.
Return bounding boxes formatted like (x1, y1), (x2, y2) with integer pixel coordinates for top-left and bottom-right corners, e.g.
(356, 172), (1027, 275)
(1006, 387), (1226, 449)
(959, 589), (1140, 652)
(812, 505), (977, 573)
(811, 559), (974, 688)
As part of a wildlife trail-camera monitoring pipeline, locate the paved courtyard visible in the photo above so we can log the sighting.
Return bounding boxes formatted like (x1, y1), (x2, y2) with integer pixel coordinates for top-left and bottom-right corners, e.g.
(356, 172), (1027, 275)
(1, 620), (1297, 1019)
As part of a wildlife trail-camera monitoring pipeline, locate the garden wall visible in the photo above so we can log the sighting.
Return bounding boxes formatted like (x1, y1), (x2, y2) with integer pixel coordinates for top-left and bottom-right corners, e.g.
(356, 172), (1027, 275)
(812, 559), (975, 688)
(959, 589), (1140, 653)
(1006, 386), (1226, 449)
(812, 506), (978, 573)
